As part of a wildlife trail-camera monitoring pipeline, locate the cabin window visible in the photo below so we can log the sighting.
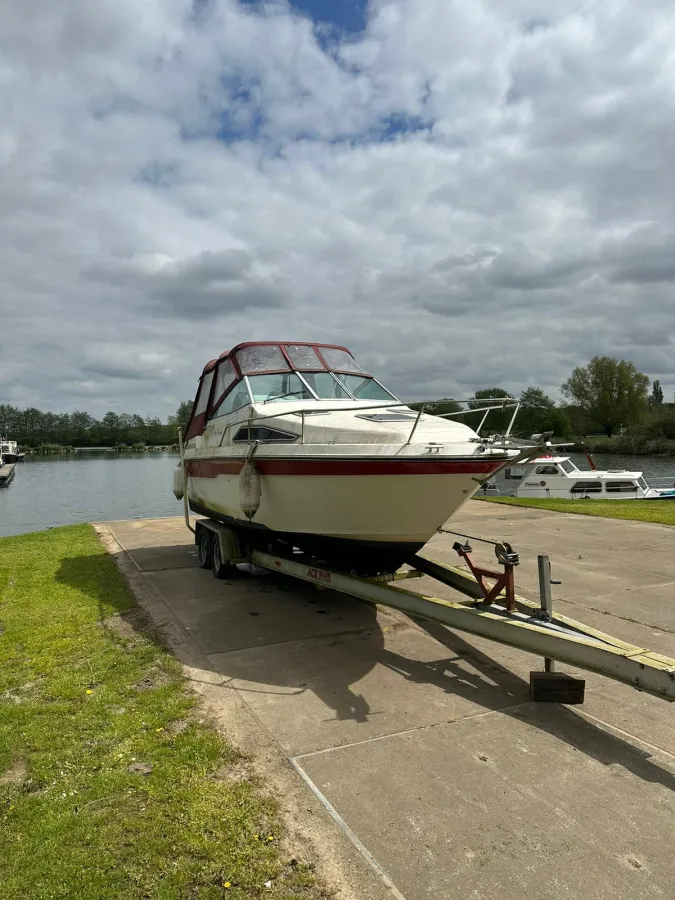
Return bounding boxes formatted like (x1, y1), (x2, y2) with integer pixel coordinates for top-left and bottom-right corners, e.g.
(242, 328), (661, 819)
(335, 373), (395, 401)
(535, 465), (559, 475)
(247, 372), (313, 403)
(321, 347), (367, 373)
(570, 481), (602, 494)
(236, 345), (289, 374)
(560, 459), (576, 474)
(286, 345), (323, 370)
(211, 381), (251, 418)
(606, 481), (639, 493)
(194, 371), (214, 416)
(233, 426), (297, 443)
(301, 372), (350, 400)
(213, 359), (237, 404)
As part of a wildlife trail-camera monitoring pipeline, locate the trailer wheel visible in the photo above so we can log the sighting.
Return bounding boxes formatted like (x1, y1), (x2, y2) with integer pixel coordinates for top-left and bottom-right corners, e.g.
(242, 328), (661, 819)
(197, 528), (212, 569)
(211, 537), (230, 579)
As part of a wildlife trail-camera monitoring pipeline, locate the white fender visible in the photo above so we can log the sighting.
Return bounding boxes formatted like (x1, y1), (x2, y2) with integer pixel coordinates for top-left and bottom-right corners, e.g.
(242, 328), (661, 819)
(172, 465), (184, 500)
(239, 460), (261, 518)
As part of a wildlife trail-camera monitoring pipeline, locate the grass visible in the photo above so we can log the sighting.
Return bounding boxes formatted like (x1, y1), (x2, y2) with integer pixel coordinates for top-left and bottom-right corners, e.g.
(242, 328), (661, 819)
(0, 525), (324, 900)
(479, 495), (675, 525)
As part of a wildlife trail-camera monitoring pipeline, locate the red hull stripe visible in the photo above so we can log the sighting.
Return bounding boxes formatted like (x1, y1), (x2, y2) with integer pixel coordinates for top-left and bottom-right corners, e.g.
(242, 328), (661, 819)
(187, 458), (503, 478)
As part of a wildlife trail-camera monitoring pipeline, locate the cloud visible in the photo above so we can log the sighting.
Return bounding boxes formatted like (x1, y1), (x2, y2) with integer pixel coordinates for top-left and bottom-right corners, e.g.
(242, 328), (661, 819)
(1, 0), (675, 418)
(85, 248), (288, 318)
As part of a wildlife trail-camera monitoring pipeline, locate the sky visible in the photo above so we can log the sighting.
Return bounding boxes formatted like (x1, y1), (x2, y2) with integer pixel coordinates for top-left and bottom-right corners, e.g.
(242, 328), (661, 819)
(2, 0), (675, 420)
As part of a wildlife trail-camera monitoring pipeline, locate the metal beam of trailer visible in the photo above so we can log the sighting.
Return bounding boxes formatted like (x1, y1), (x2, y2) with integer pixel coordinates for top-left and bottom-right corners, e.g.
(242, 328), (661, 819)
(249, 548), (675, 703)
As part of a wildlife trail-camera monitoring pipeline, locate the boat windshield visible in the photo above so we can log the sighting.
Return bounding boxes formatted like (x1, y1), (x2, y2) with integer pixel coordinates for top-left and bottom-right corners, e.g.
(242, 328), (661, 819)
(559, 459), (577, 474)
(301, 372), (351, 400)
(334, 373), (395, 401)
(248, 373), (313, 404)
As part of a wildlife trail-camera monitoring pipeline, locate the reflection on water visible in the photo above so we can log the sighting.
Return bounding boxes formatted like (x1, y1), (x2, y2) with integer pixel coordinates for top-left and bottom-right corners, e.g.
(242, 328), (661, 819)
(0, 452), (182, 538)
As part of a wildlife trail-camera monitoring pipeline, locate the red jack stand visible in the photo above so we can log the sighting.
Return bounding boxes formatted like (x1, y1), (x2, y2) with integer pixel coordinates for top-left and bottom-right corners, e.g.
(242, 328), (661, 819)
(452, 540), (519, 612)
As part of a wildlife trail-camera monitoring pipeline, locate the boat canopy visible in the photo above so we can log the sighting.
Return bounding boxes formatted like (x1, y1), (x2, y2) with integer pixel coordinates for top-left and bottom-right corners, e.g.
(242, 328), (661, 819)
(184, 342), (395, 440)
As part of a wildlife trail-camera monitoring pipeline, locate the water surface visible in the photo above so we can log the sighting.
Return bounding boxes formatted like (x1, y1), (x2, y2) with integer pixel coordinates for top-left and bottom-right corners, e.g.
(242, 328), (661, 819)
(0, 453), (182, 538)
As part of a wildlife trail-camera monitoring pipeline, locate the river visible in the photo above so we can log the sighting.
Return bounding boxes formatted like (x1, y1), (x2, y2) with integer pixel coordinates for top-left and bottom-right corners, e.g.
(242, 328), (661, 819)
(0, 452), (182, 538)
(2, 451), (675, 540)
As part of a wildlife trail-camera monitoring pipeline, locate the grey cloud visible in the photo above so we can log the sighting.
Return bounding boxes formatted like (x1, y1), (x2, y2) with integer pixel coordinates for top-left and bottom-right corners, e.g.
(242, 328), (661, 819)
(85, 249), (288, 319)
(3, 0), (675, 417)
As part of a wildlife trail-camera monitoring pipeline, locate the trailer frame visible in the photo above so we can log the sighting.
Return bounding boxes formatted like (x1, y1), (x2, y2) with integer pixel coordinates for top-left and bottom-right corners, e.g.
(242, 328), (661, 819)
(191, 517), (675, 704)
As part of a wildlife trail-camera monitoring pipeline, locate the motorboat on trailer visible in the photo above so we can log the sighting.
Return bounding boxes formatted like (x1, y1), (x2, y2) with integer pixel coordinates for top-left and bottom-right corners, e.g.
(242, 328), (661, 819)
(512, 455), (675, 500)
(173, 341), (531, 574)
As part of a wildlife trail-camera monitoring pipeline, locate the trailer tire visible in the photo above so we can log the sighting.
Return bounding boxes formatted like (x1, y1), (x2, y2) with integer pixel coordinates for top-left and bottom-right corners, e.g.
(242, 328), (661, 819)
(197, 528), (212, 569)
(211, 537), (230, 579)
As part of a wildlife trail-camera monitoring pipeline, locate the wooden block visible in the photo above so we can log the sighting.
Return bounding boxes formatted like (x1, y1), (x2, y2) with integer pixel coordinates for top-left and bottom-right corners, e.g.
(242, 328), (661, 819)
(530, 671), (586, 704)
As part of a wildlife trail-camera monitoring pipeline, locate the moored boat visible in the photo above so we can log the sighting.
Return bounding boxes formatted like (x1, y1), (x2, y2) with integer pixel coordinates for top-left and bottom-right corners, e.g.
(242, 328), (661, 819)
(0, 449), (15, 486)
(0, 438), (24, 463)
(173, 341), (525, 573)
(512, 455), (675, 500)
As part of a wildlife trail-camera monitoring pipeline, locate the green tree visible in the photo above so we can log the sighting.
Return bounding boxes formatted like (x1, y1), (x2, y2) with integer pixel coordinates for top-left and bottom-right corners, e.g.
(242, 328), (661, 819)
(520, 387), (555, 409)
(651, 379), (664, 407)
(168, 400), (194, 432)
(561, 357), (649, 437)
(516, 387), (569, 438)
(415, 398), (462, 416)
(468, 388), (514, 410)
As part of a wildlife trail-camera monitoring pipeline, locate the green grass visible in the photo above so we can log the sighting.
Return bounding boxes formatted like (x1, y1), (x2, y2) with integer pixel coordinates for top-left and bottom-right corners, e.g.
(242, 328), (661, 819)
(0, 525), (325, 900)
(479, 496), (675, 525)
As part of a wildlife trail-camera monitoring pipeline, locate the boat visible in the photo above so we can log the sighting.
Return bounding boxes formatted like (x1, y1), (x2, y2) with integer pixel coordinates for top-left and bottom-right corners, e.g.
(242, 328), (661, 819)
(0, 438), (24, 463)
(0, 449), (15, 486)
(512, 455), (675, 500)
(173, 341), (525, 573)
(476, 479), (500, 496)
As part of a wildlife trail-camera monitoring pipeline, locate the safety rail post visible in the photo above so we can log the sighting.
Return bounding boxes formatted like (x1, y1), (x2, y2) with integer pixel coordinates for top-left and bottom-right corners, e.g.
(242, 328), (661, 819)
(407, 404), (426, 444)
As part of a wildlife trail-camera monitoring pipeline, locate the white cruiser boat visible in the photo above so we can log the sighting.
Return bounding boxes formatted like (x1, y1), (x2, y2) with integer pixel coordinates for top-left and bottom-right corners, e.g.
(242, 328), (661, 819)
(173, 341), (523, 573)
(0, 438), (24, 463)
(513, 455), (675, 500)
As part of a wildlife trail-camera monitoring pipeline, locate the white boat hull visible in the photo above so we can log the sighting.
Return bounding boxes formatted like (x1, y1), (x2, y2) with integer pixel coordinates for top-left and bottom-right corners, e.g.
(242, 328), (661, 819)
(185, 456), (502, 547)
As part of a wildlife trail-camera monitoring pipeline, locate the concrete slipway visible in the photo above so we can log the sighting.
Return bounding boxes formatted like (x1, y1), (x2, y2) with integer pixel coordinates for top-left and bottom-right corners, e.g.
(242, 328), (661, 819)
(97, 503), (675, 900)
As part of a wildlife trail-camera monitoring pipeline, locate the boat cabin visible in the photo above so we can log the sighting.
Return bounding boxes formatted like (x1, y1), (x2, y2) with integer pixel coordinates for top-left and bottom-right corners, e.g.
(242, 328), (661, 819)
(184, 342), (397, 440)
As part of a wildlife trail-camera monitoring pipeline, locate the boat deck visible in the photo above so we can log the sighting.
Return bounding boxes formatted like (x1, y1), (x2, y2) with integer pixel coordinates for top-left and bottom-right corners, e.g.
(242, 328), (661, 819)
(99, 504), (675, 900)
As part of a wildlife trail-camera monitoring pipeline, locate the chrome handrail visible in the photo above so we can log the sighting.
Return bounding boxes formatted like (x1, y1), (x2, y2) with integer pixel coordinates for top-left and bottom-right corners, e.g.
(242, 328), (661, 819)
(246, 397), (521, 445)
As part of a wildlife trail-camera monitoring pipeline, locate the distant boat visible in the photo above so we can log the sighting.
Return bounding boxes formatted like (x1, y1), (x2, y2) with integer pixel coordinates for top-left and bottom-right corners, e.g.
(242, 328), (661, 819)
(0, 449), (15, 486)
(0, 438), (24, 463)
(476, 480), (500, 496)
(512, 455), (675, 500)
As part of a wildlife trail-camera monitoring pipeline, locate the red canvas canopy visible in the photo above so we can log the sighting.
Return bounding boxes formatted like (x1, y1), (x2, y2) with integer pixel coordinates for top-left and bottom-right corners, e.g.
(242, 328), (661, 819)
(184, 342), (366, 440)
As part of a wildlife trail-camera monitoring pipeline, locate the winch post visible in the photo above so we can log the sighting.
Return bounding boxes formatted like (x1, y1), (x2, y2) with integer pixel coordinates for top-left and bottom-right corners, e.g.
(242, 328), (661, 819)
(530, 555), (586, 703)
(537, 555), (555, 672)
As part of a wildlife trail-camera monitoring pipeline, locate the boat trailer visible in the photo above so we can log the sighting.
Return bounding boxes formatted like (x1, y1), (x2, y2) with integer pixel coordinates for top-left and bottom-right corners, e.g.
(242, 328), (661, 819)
(192, 518), (675, 705)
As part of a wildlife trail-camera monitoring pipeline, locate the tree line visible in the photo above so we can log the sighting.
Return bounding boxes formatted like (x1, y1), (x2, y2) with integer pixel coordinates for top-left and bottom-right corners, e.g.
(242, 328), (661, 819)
(424, 356), (675, 454)
(0, 405), (184, 449)
(1, 356), (671, 454)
